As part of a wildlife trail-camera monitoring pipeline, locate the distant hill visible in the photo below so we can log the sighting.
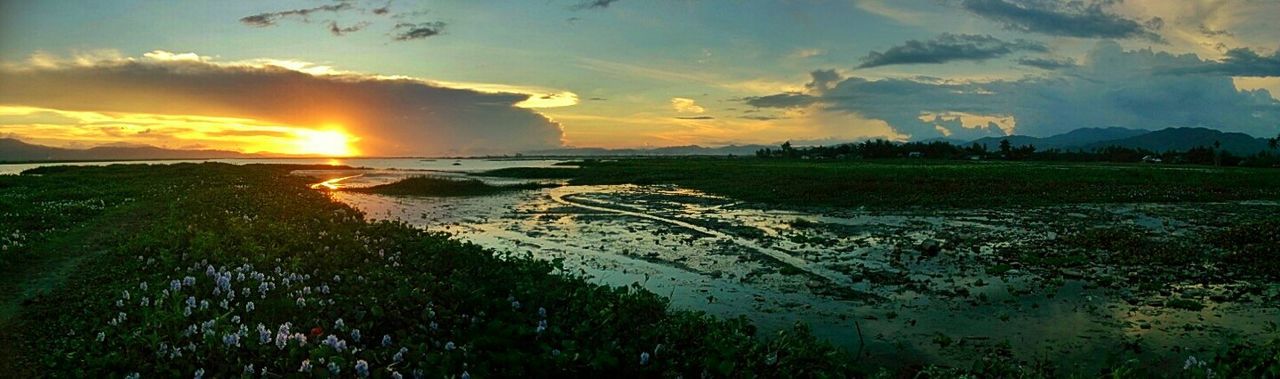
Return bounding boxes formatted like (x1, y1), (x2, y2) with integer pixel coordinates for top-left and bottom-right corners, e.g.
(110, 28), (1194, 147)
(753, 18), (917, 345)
(524, 144), (770, 156)
(0, 138), (256, 162)
(969, 127), (1150, 150)
(1081, 127), (1270, 155)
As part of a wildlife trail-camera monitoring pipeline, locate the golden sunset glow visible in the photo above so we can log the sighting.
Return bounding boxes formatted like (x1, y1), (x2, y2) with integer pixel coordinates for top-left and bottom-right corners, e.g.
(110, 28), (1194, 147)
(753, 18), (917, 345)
(0, 106), (360, 156)
(293, 127), (359, 156)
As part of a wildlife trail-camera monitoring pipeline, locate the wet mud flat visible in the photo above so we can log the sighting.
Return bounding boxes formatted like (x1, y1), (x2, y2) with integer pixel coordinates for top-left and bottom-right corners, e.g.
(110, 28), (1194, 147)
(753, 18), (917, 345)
(305, 169), (1280, 372)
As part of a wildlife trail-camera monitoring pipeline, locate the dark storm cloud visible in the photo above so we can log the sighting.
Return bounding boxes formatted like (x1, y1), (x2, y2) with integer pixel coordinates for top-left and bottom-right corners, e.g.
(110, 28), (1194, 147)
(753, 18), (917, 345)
(1166, 48), (1280, 77)
(0, 58), (564, 156)
(1016, 56), (1077, 70)
(746, 41), (1280, 140)
(958, 0), (1163, 41)
(857, 33), (1048, 69)
(239, 3), (353, 27)
(393, 22), (446, 41)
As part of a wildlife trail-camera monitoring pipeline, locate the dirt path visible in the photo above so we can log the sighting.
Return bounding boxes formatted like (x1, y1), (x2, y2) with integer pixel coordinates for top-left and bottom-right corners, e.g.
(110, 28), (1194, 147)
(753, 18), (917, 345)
(0, 204), (142, 374)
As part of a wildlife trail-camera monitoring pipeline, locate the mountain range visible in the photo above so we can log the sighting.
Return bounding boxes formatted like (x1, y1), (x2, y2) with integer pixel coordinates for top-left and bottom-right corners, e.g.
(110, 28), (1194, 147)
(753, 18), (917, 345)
(0, 138), (256, 162)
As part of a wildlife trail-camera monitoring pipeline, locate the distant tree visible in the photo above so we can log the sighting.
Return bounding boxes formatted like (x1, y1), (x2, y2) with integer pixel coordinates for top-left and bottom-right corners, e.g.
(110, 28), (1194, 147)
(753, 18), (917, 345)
(780, 141), (794, 158)
(998, 139), (1012, 159)
(1213, 140), (1223, 166)
(1270, 133), (1279, 150)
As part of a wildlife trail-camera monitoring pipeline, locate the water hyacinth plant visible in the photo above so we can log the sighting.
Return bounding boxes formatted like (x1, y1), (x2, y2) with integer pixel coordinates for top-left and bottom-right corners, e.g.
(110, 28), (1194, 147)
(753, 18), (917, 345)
(4, 163), (1277, 378)
(3, 164), (864, 377)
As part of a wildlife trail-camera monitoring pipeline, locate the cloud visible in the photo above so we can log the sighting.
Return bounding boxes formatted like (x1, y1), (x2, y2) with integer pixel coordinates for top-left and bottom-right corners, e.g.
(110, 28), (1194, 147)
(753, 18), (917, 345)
(959, 0), (1163, 41)
(804, 69), (843, 92)
(857, 33), (1048, 69)
(745, 41), (1280, 141)
(791, 48), (825, 59)
(393, 22), (446, 41)
(671, 98), (706, 113)
(1016, 56), (1077, 70)
(329, 21), (370, 36)
(743, 93), (818, 109)
(239, 3), (353, 27)
(573, 0), (622, 10)
(1167, 47), (1280, 77)
(675, 116), (715, 120)
(0, 51), (566, 156)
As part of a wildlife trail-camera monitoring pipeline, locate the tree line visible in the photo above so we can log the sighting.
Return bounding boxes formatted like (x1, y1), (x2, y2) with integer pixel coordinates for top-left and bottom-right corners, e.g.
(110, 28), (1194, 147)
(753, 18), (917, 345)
(755, 136), (1280, 168)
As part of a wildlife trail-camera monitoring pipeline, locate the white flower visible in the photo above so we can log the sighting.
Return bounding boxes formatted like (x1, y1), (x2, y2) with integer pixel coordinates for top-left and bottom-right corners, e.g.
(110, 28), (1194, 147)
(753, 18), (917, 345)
(125, 373), (139, 379)
(95, 332), (105, 342)
(184, 276), (196, 287)
(382, 334), (393, 347)
(640, 351), (650, 365)
(327, 361), (341, 375)
(538, 307), (547, 318)
(223, 333), (240, 347)
(170, 280), (181, 291)
(334, 318), (345, 330)
(445, 341), (456, 351)
(391, 372), (404, 379)
(351, 329), (361, 342)
(243, 364), (255, 375)
(355, 360), (370, 378)
(461, 371), (470, 379)
(299, 359), (313, 373)
(139, 282), (148, 291)
(193, 368), (204, 379)
(122, 290), (130, 300)
(245, 302), (255, 312)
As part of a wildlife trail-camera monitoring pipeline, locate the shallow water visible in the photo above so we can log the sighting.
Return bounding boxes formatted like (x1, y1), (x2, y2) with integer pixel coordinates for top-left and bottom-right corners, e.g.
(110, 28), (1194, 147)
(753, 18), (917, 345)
(0, 157), (565, 175)
(308, 168), (1280, 371)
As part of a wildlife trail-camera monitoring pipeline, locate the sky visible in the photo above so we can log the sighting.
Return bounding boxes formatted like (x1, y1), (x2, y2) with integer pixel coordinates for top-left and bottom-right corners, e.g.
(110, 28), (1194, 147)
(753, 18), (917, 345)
(1, 0), (1278, 156)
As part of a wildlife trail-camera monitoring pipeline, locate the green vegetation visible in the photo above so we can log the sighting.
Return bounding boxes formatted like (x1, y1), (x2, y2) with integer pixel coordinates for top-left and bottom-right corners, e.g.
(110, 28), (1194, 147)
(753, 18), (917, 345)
(347, 176), (555, 197)
(1, 163), (1277, 377)
(0, 164), (853, 377)
(482, 158), (1280, 208)
(477, 167), (579, 180)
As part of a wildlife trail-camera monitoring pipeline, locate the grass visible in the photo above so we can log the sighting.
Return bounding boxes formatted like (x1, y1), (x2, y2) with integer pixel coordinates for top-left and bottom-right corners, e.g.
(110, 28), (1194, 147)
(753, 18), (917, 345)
(0, 163), (855, 377)
(347, 176), (555, 197)
(1, 162), (1277, 377)
(481, 158), (1280, 208)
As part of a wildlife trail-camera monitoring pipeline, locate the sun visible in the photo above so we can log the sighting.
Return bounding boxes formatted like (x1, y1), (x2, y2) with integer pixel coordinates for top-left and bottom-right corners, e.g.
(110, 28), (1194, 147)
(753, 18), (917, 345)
(293, 127), (358, 156)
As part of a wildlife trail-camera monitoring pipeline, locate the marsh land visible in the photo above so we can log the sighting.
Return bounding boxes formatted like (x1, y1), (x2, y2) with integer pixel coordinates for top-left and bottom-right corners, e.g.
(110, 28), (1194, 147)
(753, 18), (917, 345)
(0, 159), (1276, 377)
